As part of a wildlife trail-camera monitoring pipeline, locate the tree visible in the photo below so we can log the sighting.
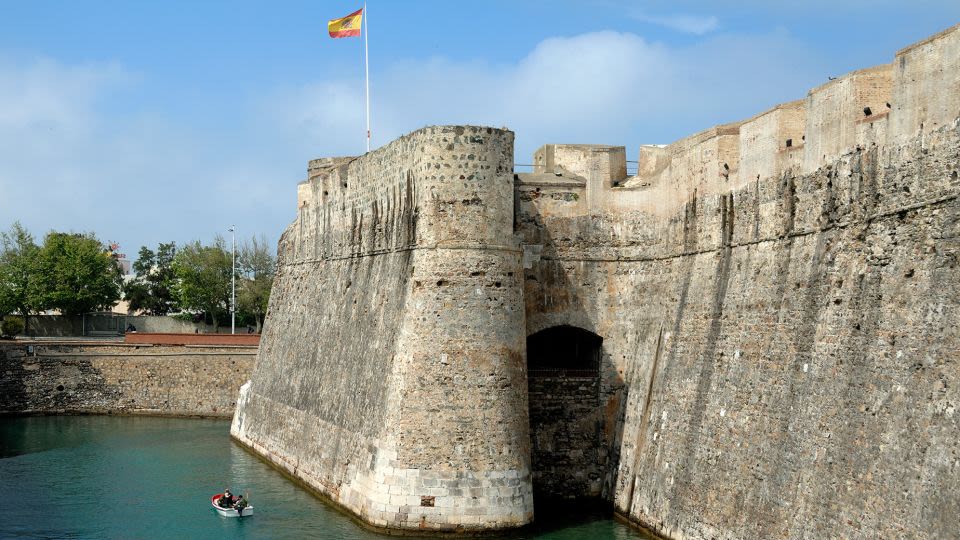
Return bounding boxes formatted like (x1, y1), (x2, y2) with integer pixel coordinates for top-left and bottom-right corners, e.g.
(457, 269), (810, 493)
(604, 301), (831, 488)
(237, 235), (276, 332)
(33, 232), (123, 316)
(0, 222), (41, 333)
(172, 237), (232, 330)
(124, 242), (178, 315)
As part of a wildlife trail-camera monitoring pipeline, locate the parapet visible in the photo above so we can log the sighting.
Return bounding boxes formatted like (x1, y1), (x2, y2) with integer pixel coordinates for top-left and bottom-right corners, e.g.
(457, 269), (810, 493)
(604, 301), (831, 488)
(633, 145), (669, 187)
(738, 100), (806, 186)
(552, 23), (960, 219)
(307, 156), (355, 179)
(801, 63), (893, 174)
(622, 122), (741, 198)
(534, 144), (626, 181)
(297, 156), (355, 208)
(889, 23), (960, 144)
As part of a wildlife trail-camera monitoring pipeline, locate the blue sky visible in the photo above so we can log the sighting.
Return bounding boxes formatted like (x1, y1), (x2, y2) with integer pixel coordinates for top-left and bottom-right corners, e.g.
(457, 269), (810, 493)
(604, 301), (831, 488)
(1, 1), (958, 261)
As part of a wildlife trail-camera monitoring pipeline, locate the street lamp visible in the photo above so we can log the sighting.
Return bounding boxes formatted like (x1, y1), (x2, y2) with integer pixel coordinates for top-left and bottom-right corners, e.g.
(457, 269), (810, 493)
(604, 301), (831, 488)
(229, 225), (236, 335)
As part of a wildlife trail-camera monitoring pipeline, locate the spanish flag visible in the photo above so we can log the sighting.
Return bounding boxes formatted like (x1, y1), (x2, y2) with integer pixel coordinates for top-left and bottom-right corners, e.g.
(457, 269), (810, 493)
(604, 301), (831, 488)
(328, 8), (363, 38)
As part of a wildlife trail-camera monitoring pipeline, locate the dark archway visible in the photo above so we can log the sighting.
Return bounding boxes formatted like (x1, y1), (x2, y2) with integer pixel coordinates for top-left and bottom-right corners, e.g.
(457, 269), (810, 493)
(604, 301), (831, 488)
(527, 325), (604, 500)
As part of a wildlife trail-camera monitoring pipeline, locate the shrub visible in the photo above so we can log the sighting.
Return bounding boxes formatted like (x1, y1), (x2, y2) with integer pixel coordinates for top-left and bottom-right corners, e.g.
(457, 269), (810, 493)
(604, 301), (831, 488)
(1, 316), (25, 337)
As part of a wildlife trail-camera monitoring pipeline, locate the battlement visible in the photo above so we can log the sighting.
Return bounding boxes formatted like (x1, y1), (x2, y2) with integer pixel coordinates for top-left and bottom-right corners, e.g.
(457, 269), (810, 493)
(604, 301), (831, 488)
(286, 125), (515, 264)
(528, 23), (959, 221)
(890, 22), (960, 144)
(802, 63), (893, 173)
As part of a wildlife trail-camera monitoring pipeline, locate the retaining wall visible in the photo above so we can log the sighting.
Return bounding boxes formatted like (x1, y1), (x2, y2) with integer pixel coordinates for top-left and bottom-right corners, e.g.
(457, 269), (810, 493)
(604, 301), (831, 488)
(0, 341), (255, 417)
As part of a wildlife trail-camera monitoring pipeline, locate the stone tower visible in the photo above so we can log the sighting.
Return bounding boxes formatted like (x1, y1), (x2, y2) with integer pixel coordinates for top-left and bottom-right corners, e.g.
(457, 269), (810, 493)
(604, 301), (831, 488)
(231, 126), (534, 532)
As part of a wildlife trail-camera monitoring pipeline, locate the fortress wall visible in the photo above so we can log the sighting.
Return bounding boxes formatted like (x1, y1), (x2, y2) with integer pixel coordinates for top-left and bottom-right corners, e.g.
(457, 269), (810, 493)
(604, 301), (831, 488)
(232, 126), (533, 532)
(617, 129), (959, 540)
(801, 64), (893, 174)
(618, 124), (741, 217)
(856, 110), (889, 151)
(0, 342), (254, 417)
(889, 23), (960, 145)
(667, 124), (741, 201)
(519, 25), (960, 540)
(522, 121), (960, 539)
(737, 101), (806, 189)
(246, 23), (959, 539)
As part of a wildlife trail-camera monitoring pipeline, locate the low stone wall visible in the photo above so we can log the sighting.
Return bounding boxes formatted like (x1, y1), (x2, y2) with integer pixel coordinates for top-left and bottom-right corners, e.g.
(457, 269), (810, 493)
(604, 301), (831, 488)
(21, 315), (226, 338)
(0, 341), (255, 417)
(124, 333), (260, 346)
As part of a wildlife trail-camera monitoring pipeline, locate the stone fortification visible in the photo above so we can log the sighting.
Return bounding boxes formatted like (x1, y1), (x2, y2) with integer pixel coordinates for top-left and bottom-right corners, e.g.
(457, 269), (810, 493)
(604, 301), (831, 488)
(237, 23), (960, 540)
(518, 23), (960, 539)
(0, 341), (253, 417)
(232, 126), (533, 532)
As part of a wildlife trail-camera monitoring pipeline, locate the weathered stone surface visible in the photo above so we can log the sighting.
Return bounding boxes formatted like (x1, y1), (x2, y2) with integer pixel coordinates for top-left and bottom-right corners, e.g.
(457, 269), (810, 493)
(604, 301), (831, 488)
(232, 126), (533, 532)
(0, 342), (254, 416)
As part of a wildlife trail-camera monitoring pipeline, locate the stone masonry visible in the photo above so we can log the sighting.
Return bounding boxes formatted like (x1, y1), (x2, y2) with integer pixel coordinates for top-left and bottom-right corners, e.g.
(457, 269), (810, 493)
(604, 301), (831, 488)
(0, 341), (254, 417)
(234, 24), (960, 538)
(231, 126), (533, 532)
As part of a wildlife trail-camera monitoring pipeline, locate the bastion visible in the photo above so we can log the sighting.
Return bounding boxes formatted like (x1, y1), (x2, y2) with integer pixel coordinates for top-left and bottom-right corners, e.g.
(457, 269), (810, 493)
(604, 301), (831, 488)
(234, 24), (960, 538)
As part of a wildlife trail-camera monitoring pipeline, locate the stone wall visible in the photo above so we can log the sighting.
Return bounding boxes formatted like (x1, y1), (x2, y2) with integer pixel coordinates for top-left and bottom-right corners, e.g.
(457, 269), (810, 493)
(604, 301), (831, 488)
(232, 125), (534, 533)
(801, 64), (893, 174)
(21, 314), (219, 337)
(890, 24), (960, 145)
(0, 341), (254, 417)
(738, 100), (805, 189)
(528, 373), (602, 498)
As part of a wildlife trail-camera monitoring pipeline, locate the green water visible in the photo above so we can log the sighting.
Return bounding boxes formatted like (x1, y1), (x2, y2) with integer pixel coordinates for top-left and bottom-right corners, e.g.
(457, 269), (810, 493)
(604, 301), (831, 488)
(0, 416), (650, 539)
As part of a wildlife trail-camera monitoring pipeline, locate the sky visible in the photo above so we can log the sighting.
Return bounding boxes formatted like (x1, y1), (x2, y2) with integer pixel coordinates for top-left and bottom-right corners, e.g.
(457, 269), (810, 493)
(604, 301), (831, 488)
(1, 1), (958, 262)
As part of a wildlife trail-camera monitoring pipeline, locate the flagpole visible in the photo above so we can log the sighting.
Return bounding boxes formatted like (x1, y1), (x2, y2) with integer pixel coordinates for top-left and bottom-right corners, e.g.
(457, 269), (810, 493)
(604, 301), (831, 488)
(364, 2), (370, 153)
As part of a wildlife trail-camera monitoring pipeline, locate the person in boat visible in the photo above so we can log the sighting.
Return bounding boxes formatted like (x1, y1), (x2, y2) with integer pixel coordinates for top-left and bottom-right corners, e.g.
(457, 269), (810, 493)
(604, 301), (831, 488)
(219, 489), (235, 508)
(232, 494), (248, 517)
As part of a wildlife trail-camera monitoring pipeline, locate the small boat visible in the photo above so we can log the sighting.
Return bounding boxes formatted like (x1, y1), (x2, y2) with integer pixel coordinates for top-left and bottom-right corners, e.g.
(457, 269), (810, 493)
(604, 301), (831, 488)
(211, 494), (254, 517)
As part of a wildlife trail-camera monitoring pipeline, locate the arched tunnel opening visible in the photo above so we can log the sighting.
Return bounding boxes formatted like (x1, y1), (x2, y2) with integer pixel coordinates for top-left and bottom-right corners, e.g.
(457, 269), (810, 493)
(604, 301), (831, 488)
(526, 325), (608, 511)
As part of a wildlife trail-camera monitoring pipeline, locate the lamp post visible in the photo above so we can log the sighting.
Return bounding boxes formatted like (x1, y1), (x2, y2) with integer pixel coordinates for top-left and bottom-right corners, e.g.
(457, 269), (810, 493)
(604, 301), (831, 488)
(229, 225), (236, 335)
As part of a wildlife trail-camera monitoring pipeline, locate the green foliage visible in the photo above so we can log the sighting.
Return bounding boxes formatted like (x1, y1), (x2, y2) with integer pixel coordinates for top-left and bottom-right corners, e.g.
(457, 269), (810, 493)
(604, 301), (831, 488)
(33, 232), (123, 316)
(172, 237), (232, 329)
(124, 242), (179, 315)
(0, 222), (39, 315)
(0, 222), (42, 324)
(237, 235), (275, 332)
(1, 315), (24, 337)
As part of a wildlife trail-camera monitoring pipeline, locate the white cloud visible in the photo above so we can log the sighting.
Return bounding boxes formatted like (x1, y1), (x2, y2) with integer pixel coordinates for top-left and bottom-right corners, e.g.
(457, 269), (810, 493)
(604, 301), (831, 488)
(273, 29), (821, 163)
(628, 11), (719, 35)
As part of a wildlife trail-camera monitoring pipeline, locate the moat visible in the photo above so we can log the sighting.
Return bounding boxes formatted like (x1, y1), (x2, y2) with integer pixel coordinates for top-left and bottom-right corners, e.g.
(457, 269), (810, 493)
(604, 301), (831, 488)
(0, 416), (650, 539)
